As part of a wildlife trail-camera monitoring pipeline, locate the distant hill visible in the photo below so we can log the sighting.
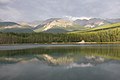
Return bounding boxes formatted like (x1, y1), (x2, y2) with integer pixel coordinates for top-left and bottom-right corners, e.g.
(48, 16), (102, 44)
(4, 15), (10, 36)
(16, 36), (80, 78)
(19, 20), (43, 27)
(0, 17), (120, 33)
(0, 28), (34, 33)
(106, 18), (120, 23)
(71, 22), (120, 33)
(0, 22), (34, 33)
(74, 18), (110, 28)
(88, 22), (120, 31)
(34, 18), (61, 30)
(34, 18), (87, 33)
(0, 22), (19, 27)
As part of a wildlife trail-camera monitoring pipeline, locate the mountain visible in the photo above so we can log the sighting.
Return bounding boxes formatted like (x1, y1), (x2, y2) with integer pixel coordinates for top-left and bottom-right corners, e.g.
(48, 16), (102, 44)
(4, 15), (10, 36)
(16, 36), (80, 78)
(34, 18), (61, 30)
(0, 17), (120, 33)
(0, 28), (34, 33)
(74, 18), (110, 28)
(0, 22), (20, 27)
(71, 22), (120, 33)
(34, 18), (87, 33)
(106, 18), (120, 23)
(0, 22), (34, 33)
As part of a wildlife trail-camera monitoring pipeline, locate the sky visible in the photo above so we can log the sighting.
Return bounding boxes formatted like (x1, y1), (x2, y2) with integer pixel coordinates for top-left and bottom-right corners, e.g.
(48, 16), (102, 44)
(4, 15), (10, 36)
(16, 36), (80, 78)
(0, 0), (120, 22)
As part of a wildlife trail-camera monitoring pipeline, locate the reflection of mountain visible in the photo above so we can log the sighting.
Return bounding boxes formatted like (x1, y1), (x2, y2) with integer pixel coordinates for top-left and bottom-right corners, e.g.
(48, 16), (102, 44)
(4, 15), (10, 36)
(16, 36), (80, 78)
(0, 45), (120, 66)
(42, 54), (74, 65)
(0, 54), (73, 65)
(0, 53), (105, 67)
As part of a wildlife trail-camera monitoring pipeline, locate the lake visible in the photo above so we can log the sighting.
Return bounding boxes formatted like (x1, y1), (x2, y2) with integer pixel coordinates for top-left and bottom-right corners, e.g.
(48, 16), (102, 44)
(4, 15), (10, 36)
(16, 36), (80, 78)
(0, 44), (120, 80)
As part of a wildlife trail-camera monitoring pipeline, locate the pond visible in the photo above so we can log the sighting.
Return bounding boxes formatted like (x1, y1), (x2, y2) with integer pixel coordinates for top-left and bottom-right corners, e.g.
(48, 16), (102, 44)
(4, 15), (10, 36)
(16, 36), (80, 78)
(0, 44), (120, 80)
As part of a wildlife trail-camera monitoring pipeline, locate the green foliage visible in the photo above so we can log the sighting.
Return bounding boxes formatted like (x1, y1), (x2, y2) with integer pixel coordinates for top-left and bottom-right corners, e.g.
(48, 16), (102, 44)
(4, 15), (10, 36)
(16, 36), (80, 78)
(0, 28), (120, 44)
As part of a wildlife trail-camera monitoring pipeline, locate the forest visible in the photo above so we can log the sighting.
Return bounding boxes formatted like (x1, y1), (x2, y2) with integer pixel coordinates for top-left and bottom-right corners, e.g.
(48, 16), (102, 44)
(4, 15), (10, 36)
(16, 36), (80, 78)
(0, 28), (120, 44)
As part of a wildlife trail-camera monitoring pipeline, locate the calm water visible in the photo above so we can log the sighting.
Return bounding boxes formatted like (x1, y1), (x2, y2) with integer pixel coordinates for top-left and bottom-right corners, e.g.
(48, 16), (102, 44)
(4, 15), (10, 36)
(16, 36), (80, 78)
(0, 44), (120, 80)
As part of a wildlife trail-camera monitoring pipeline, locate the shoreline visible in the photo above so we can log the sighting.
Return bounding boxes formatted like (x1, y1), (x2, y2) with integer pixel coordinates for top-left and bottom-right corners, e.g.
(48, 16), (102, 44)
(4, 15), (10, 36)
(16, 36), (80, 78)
(0, 42), (120, 46)
(0, 42), (120, 50)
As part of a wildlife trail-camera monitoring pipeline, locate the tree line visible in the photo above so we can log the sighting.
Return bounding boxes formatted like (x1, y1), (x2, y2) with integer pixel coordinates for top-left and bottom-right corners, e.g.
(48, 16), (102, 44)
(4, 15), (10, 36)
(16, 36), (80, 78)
(0, 28), (120, 44)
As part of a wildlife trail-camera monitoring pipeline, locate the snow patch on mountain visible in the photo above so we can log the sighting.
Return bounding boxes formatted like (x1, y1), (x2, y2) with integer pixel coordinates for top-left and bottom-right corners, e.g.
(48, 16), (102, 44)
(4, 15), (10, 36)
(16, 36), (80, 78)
(64, 16), (92, 21)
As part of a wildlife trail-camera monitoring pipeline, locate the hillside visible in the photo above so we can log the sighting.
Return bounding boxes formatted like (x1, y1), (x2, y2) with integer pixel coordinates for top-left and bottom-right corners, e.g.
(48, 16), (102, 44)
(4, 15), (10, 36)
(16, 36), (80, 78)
(74, 18), (110, 28)
(89, 22), (120, 31)
(0, 18), (120, 33)
(0, 22), (34, 33)
(0, 28), (34, 33)
(71, 22), (120, 33)
(0, 22), (19, 27)
(43, 28), (68, 33)
(106, 18), (120, 23)
(34, 18), (87, 33)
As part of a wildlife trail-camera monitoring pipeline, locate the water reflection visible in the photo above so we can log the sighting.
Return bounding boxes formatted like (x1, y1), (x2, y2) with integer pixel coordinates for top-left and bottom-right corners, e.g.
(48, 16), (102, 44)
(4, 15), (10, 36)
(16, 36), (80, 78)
(0, 45), (120, 66)
(0, 44), (120, 80)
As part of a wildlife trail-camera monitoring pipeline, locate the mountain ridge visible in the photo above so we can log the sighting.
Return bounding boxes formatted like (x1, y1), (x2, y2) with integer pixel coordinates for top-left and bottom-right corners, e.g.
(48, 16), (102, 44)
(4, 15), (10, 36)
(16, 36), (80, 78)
(34, 18), (86, 33)
(0, 17), (120, 33)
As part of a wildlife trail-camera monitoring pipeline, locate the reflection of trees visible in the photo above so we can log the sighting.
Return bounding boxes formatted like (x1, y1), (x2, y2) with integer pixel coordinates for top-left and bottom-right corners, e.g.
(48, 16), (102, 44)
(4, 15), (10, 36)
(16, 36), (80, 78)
(0, 46), (120, 64)
(82, 47), (120, 60)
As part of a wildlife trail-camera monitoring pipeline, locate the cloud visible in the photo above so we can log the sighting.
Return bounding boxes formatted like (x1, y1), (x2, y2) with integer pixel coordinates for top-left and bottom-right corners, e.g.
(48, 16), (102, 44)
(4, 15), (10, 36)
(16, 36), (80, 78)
(0, 0), (15, 5)
(0, 0), (23, 21)
(98, 1), (120, 18)
(0, 0), (11, 3)
(0, 0), (120, 21)
(0, 6), (23, 21)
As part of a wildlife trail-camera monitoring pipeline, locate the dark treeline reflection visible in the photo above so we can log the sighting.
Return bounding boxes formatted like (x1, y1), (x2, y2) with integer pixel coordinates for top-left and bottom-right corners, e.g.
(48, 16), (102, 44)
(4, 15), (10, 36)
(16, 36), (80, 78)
(0, 45), (120, 64)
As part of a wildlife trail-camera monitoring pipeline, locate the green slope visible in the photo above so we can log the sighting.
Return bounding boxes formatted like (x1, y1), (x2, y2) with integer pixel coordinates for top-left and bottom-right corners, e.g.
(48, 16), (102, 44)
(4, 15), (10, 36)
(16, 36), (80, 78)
(43, 28), (68, 33)
(89, 22), (120, 31)
(0, 22), (19, 27)
(0, 28), (34, 33)
(71, 23), (120, 33)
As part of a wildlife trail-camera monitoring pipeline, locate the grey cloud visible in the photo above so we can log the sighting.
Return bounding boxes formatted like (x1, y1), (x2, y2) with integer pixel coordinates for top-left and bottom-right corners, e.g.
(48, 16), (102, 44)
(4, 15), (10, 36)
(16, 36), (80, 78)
(0, 0), (120, 21)
(0, 0), (15, 5)
(0, 0), (23, 21)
